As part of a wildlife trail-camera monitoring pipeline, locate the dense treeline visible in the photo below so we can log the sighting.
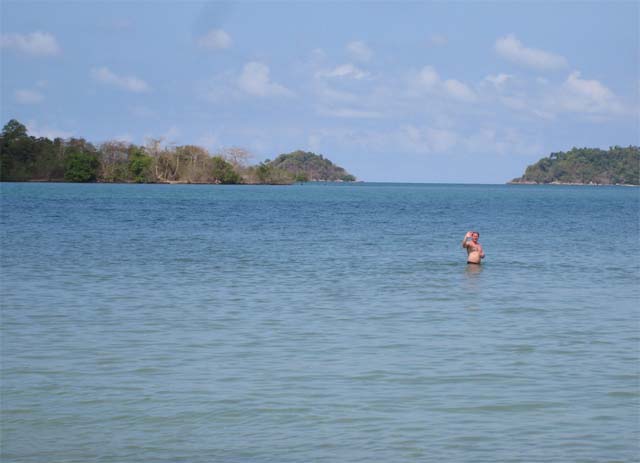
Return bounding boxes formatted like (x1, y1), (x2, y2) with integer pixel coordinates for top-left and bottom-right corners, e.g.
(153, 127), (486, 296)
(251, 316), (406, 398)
(510, 146), (639, 185)
(0, 119), (356, 184)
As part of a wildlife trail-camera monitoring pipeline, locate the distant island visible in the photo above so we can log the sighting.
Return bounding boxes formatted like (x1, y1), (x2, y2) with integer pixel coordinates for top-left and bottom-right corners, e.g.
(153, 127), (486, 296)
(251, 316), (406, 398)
(509, 146), (639, 185)
(268, 150), (356, 182)
(0, 119), (356, 185)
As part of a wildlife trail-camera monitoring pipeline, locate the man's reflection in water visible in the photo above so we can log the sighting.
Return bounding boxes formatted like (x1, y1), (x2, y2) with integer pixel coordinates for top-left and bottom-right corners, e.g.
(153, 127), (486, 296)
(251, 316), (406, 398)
(465, 262), (483, 277)
(463, 262), (483, 310)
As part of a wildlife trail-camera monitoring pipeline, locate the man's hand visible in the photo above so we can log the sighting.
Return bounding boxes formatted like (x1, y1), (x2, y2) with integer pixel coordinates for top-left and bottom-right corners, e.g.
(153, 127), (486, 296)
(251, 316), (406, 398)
(462, 231), (471, 248)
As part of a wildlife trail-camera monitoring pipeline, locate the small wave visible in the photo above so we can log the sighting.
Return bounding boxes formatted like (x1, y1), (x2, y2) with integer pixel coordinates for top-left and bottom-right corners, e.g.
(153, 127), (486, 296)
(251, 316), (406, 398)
(606, 391), (639, 398)
(435, 402), (563, 413)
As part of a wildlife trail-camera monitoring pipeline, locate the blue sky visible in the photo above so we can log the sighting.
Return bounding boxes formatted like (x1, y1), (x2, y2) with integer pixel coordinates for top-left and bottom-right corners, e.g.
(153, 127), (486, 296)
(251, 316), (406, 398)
(1, 1), (638, 183)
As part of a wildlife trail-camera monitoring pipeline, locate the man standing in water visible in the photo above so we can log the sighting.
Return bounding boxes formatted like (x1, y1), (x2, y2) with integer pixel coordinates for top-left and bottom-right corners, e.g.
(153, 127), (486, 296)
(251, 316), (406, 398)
(462, 231), (485, 264)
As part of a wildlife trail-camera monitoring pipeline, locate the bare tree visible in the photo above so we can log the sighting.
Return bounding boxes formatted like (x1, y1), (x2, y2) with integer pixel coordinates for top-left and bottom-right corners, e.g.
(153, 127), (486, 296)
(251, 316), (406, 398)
(99, 140), (129, 182)
(219, 147), (253, 168)
(175, 145), (210, 183)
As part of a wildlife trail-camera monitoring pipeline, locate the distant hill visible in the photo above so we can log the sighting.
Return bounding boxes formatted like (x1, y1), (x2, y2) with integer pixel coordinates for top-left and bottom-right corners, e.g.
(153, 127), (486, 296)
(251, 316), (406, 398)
(509, 146), (639, 185)
(268, 150), (356, 182)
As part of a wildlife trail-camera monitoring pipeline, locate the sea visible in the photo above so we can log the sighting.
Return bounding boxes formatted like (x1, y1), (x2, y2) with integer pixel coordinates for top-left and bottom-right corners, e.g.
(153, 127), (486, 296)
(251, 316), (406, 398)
(1, 182), (638, 463)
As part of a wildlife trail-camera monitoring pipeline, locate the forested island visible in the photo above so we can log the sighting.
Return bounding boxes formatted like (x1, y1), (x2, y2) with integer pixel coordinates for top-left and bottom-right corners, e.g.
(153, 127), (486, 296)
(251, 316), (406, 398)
(509, 146), (639, 185)
(268, 151), (356, 182)
(0, 119), (356, 185)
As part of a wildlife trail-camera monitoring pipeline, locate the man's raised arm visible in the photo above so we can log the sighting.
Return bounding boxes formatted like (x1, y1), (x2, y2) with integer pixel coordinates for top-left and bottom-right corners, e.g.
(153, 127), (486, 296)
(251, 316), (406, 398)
(461, 231), (471, 248)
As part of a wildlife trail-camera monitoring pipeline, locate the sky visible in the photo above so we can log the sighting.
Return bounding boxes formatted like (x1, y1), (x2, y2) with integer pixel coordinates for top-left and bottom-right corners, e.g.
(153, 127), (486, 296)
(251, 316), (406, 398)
(1, 1), (638, 183)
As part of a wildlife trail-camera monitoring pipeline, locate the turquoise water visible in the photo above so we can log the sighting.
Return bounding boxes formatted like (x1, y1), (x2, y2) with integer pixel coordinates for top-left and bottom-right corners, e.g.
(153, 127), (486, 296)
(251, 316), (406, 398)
(1, 182), (638, 462)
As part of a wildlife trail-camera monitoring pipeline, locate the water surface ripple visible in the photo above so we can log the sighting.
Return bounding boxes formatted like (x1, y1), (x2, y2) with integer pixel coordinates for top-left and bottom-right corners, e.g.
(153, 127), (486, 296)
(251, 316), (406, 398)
(1, 183), (638, 462)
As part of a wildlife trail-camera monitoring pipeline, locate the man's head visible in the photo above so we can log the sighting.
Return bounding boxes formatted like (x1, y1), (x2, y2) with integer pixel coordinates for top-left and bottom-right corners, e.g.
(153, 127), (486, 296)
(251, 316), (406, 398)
(471, 231), (480, 242)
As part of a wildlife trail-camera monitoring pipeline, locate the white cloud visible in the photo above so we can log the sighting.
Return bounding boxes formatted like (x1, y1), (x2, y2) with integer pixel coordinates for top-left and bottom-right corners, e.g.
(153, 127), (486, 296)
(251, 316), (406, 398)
(412, 66), (477, 101)
(489, 71), (625, 119)
(1, 31), (60, 56)
(15, 89), (44, 104)
(347, 41), (373, 62)
(558, 71), (623, 114)
(91, 66), (150, 93)
(495, 34), (567, 71)
(197, 29), (232, 50)
(237, 61), (293, 97)
(565, 71), (614, 103)
(323, 63), (370, 80)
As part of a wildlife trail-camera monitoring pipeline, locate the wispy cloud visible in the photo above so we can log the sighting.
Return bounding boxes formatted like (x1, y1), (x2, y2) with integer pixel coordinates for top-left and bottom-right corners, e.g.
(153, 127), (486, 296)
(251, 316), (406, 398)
(401, 125), (458, 153)
(113, 133), (133, 143)
(427, 34), (448, 47)
(310, 57), (384, 119)
(163, 126), (181, 142)
(197, 29), (232, 50)
(304, 124), (542, 161)
(346, 41), (373, 62)
(237, 62), (293, 97)
(314, 83), (358, 104)
(15, 89), (44, 104)
(91, 66), (151, 93)
(484, 73), (513, 88)
(462, 127), (543, 158)
(197, 132), (219, 151)
(99, 18), (134, 32)
(322, 63), (370, 80)
(318, 107), (382, 119)
(415, 66), (440, 90)
(442, 79), (477, 102)
(1, 31), (60, 56)
(495, 34), (567, 71)
(128, 105), (157, 118)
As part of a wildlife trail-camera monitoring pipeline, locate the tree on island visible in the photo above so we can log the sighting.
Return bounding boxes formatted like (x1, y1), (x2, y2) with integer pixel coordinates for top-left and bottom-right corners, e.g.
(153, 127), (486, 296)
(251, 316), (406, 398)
(64, 150), (100, 182)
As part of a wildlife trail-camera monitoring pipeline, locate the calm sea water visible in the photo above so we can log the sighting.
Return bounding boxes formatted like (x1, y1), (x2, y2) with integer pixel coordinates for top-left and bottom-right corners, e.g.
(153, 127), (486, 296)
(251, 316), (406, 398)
(1, 182), (638, 462)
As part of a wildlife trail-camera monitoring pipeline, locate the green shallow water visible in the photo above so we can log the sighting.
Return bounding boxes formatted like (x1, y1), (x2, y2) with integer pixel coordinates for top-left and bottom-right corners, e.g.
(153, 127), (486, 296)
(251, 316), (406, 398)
(1, 182), (638, 462)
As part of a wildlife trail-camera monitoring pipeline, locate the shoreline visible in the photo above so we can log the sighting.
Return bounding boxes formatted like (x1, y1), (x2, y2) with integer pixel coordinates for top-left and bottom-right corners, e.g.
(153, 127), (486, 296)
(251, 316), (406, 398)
(13, 179), (351, 186)
(507, 180), (638, 187)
